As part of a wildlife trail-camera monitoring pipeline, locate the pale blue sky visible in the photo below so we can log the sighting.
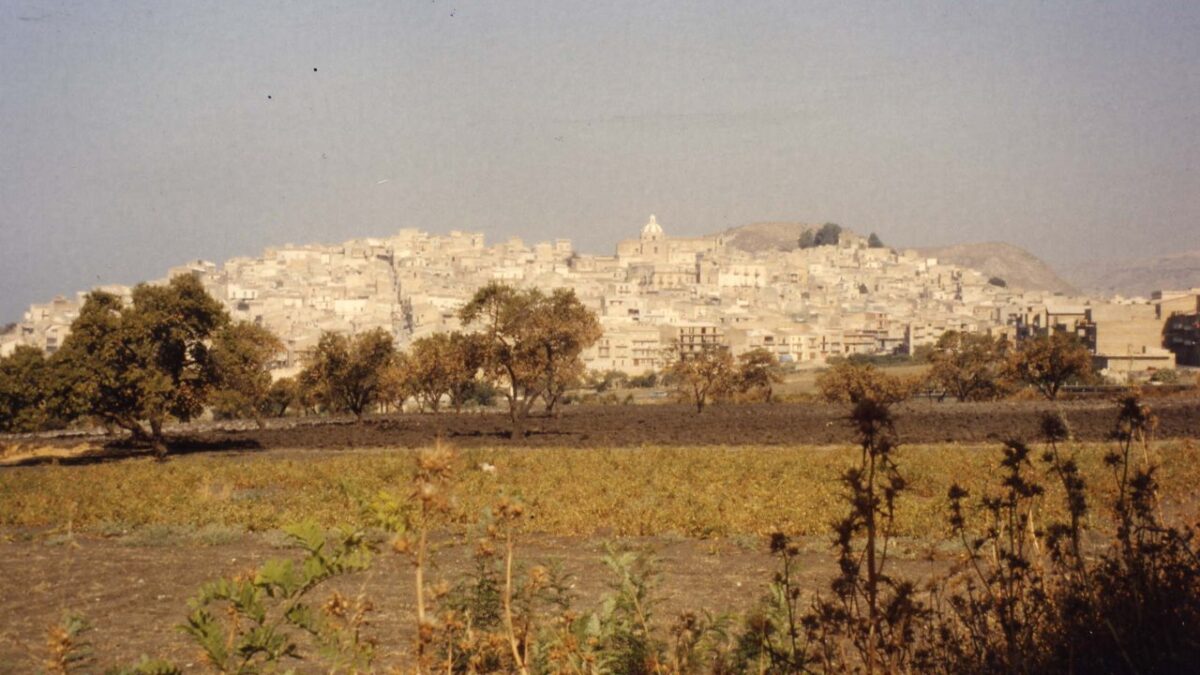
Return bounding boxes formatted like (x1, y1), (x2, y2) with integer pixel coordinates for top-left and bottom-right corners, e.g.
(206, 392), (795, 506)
(2, 1), (1198, 321)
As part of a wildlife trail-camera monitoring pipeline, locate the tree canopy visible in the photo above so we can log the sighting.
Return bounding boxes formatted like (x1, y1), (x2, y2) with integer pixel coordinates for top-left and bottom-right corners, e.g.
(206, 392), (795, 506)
(798, 223), (843, 249)
(927, 331), (1012, 401)
(736, 348), (784, 403)
(817, 361), (915, 405)
(210, 321), (285, 427)
(0, 345), (59, 432)
(406, 331), (486, 413)
(814, 223), (842, 247)
(1010, 332), (1094, 400)
(54, 275), (230, 453)
(459, 282), (601, 435)
(666, 345), (737, 413)
(299, 328), (397, 420)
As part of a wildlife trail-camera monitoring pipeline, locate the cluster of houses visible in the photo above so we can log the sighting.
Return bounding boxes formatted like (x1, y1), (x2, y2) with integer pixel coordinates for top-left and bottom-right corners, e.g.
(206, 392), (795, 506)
(4, 216), (1197, 381)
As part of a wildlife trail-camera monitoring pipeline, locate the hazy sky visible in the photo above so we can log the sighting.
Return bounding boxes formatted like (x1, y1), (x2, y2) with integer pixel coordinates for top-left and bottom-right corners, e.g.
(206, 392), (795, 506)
(3, 1), (1198, 321)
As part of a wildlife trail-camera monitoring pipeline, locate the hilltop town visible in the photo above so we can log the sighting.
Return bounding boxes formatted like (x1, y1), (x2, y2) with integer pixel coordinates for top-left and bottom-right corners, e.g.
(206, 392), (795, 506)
(3, 216), (1196, 378)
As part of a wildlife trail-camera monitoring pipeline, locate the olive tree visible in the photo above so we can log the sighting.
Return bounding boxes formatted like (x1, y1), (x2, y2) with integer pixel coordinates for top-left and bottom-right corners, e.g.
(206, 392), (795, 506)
(927, 330), (1012, 401)
(54, 275), (230, 455)
(210, 321), (285, 427)
(0, 345), (58, 432)
(817, 361), (915, 405)
(459, 283), (600, 437)
(299, 328), (397, 420)
(736, 348), (784, 403)
(665, 344), (737, 413)
(1010, 332), (1094, 400)
(405, 331), (487, 413)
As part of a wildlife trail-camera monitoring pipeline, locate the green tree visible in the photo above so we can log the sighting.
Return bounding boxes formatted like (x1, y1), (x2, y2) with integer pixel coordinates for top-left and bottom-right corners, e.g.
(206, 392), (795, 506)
(0, 345), (58, 432)
(797, 229), (816, 249)
(54, 275), (230, 455)
(927, 330), (1013, 401)
(459, 283), (601, 437)
(665, 345), (737, 413)
(1010, 332), (1094, 400)
(446, 331), (488, 412)
(262, 376), (300, 418)
(588, 369), (630, 393)
(813, 222), (842, 247)
(299, 328), (397, 420)
(737, 348), (784, 402)
(867, 232), (884, 248)
(209, 321), (284, 428)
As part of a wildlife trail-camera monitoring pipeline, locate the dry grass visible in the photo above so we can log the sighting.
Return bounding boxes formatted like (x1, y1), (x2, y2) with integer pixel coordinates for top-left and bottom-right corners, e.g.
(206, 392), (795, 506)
(1, 440), (1198, 540)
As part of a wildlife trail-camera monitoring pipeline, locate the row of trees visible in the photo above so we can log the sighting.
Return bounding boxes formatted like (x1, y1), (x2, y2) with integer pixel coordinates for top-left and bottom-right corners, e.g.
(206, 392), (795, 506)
(0, 276), (281, 453)
(925, 329), (1094, 401)
(289, 282), (603, 437)
(663, 346), (783, 412)
(0, 274), (1098, 446)
(657, 329), (1095, 414)
(0, 278), (605, 447)
(795, 223), (885, 250)
(812, 330), (1095, 407)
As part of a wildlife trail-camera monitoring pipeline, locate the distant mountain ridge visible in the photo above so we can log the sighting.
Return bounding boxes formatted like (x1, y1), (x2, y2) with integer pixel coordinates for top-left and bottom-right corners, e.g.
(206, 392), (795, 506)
(718, 222), (1077, 295)
(1060, 249), (1200, 298)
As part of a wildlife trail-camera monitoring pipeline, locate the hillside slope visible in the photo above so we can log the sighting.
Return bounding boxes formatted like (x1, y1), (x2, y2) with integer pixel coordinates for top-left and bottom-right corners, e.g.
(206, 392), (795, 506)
(1061, 249), (1200, 298)
(719, 222), (1076, 295)
(719, 221), (820, 253)
(915, 242), (1078, 295)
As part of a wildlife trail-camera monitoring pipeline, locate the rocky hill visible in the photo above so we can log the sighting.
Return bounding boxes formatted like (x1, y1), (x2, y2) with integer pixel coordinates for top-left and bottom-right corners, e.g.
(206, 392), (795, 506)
(719, 221), (822, 253)
(1061, 249), (1200, 298)
(719, 223), (1076, 295)
(914, 242), (1079, 295)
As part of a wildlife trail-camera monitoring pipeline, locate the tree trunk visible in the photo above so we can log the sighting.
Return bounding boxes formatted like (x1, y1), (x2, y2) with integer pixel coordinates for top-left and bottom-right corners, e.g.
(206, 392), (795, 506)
(508, 393), (535, 440)
(545, 388), (563, 418)
(509, 409), (525, 440)
(149, 416), (167, 460)
(114, 415), (155, 449)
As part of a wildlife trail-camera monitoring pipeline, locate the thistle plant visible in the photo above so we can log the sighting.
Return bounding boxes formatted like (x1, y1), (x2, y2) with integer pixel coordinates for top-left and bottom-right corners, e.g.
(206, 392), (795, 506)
(942, 440), (1048, 673)
(180, 521), (374, 674)
(42, 613), (94, 675)
(735, 532), (810, 672)
(809, 397), (927, 673)
(931, 396), (1200, 673)
(543, 546), (668, 674)
(368, 440), (458, 672)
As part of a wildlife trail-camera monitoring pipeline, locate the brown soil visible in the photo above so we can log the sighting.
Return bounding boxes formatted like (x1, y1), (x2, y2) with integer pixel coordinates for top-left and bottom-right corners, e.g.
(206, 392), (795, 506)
(100, 399), (1200, 449)
(4, 398), (1198, 464)
(0, 532), (948, 672)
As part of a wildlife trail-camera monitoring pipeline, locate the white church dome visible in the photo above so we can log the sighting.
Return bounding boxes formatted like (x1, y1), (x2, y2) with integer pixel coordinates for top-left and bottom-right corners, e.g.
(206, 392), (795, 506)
(641, 214), (664, 239)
